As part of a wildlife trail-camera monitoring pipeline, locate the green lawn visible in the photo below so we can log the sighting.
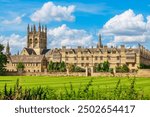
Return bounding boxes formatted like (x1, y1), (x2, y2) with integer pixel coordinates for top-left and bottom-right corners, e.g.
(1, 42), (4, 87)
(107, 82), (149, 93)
(0, 76), (150, 95)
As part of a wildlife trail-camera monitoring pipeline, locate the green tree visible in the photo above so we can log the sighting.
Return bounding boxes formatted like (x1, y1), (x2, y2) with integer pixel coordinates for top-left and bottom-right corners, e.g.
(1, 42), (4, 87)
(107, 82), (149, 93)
(122, 64), (129, 72)
(59, 61), (66, 72)
(116, 64), (129, 73)
(48, 61), (66, 72)
(48, 61), (53, 71)
(0, 44), (8, 75)
(73, 66), (85, 72)
(66, 63), (74, 72)
(16, 62), (25, 72)
(102, 61), (110, 72)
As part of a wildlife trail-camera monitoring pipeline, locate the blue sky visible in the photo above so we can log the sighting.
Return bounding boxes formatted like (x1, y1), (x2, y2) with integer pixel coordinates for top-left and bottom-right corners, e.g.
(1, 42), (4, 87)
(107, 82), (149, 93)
(0, 0), (150, 54)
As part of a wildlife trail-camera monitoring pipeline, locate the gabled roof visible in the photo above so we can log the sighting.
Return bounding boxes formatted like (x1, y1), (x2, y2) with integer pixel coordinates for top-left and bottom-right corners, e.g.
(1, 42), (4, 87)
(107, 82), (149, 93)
(41, 49), (50, 54)
(10, 55), (45, 63)
(23, 48), (36, 55)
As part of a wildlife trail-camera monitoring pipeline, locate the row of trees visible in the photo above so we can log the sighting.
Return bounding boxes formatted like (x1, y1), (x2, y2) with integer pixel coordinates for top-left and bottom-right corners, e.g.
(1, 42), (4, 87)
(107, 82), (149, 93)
(66, 63), (85, 72)
(94, 61), (130, 73)
(116, 64), (129, 73)
(48, 61), (66, 72)
(48, 61), (85, 72)
(94, 61), (111, 72)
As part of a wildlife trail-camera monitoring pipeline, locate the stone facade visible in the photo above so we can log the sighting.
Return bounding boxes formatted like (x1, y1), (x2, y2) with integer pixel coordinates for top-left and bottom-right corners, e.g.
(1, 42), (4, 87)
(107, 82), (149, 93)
(6, 55), (47, 72)
(5, 24), (150, 73)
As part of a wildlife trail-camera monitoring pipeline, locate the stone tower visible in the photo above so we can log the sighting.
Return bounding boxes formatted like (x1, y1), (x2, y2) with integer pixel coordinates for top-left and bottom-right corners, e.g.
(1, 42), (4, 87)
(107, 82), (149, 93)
(27, 23), (47, 55)
(5, 41), (11, 56)
(97, 34), (103, 48)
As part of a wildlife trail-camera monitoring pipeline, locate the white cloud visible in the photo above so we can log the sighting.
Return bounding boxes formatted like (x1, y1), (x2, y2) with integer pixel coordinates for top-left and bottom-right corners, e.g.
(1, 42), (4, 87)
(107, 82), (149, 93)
(0, 34), (26, 54)
(100, 9), (150, 45)
(2, 15), (24, 25)
(30, 2), (75, 23)
(47, 24), (94, 48)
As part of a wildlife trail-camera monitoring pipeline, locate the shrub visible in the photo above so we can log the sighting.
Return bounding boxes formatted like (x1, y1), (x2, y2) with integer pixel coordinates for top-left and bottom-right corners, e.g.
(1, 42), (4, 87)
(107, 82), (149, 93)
(48, 61), (66, 72)
(66, 64), (85, 72)
(139, 63), (150, 69)
(116, 64), (129, 73)
(94, 61), (110, 72)
(0, 78), (148, 100)
(16, 62), (25, 73)
(73, 66), (85, 72)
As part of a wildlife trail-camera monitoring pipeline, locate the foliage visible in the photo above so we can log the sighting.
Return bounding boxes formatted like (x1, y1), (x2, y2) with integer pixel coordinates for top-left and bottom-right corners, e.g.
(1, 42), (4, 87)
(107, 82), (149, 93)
(116, 64), (129, 73)
(66, 63), (74, 72)
(16, 62), (25, 70)
(94, 61), (110, 72)
(66, 63), (85, 72)
(139, 63), (150, 69)
(48, 61), (66, 72)
(103, 61), (110, 72)
(73, 65), (85, 72)
(0, 44), (8, 75)
(0, 78), (148, 100)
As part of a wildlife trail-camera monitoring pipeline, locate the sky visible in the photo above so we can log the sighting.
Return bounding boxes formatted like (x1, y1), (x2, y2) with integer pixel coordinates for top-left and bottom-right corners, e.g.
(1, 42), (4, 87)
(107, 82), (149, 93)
(0, 0), (150, 54)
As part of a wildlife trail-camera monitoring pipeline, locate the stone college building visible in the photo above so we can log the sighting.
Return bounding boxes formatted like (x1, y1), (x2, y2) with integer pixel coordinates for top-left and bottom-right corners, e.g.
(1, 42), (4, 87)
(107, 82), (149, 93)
(5, 24), (150, 73)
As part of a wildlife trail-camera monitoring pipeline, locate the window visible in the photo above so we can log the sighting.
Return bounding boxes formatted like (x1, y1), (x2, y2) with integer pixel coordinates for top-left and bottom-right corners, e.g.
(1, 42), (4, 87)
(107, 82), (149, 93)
(100, 56), (103, 60)
(132, 64), (135, 67)
(69, 51), (73, 54)
(86, 63), (89, 66)
(95, 56), (98, 60)
(108, 56), (111, 60)
(81, 63), (84, 66)
(74, 57), (77, 60)
(117, 56), (120, 60)
(35, 38), (38, 44)
(94, 63), (98, 66)
(112, 51), (116, 54)
(29, 39), (32, 44)
(86, 57), (89, 60)
(74, 63), (77, 66)
(126, 57), (135, 59)
(66, 57), (68, 61)
(81, 57), (84, 60)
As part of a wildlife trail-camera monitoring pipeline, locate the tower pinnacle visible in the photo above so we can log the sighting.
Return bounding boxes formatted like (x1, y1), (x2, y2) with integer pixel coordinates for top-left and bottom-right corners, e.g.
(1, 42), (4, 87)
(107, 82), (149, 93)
(97, 34), (103, 48)
(6, 41), (11, 56)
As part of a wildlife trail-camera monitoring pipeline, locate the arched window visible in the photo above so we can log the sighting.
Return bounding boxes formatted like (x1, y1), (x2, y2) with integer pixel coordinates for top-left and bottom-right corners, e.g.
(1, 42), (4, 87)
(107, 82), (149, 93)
(35, 38), (38, 44)
(35, 38), (38, 47)
(29, 39), (32, 45)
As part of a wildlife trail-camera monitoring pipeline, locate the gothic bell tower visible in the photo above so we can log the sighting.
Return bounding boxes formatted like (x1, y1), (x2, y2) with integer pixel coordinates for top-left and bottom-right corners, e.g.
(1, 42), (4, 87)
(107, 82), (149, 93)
(27, 23), (47, 55)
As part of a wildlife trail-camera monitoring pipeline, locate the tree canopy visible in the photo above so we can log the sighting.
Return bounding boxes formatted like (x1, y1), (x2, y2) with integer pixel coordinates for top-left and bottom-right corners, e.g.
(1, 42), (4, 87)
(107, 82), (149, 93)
(0, 44), (8, 75)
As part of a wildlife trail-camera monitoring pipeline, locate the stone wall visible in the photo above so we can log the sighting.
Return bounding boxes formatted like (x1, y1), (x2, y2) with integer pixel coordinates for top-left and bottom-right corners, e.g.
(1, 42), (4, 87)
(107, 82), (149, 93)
(92, 72), (113, 77)
(91, 72), (136, 77)
(5, 69), (150, 77)
(137, 69), (150, 77)
(6, 72), (86, 76)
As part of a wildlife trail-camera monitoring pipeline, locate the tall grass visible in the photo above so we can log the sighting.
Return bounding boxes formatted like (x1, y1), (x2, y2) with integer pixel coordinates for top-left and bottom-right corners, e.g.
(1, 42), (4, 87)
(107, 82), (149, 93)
(0, 78), (148, 100)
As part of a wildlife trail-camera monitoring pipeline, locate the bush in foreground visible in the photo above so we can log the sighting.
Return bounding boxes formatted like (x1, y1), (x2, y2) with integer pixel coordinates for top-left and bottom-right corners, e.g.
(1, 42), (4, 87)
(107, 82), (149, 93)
(0, 78), (148, 100)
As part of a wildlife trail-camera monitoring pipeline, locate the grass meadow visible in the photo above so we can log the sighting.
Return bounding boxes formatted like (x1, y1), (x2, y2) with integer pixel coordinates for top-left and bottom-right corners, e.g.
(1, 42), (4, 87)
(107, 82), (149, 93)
(0, 76), (150, 99)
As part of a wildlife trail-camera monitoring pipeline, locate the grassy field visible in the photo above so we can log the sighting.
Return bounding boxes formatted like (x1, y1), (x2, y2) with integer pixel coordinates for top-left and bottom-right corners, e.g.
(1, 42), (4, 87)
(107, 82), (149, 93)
(0, 76), (150, 96)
